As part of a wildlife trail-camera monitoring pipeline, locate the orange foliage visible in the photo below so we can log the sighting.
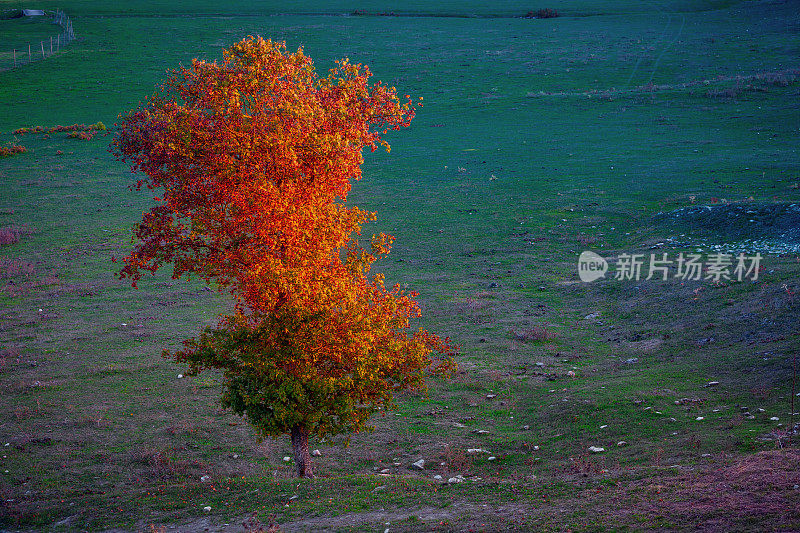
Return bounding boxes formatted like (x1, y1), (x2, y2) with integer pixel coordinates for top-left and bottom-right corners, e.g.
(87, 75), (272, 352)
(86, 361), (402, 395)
(112, 37), (454, 474)
(0, 143), (26, 157)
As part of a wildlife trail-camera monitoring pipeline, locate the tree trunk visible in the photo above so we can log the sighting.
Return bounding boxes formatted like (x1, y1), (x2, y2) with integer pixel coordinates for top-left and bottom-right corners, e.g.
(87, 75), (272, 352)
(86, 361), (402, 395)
(290, 424), (315, 478)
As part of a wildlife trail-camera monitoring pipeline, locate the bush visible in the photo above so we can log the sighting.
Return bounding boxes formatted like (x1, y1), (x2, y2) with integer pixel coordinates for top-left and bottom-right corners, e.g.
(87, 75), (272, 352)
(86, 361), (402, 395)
(0, 144), (26, 158)
(14, 123), (107, 136)
(0, 225), (35, 246)
(526, 8), (559, 18)
(68, 131), (95, 140)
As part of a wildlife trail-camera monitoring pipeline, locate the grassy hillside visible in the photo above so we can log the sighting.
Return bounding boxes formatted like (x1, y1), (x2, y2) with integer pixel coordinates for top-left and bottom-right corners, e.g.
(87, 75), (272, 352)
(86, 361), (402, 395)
(1, 0), (743, 16)
(1, 0), (799, 530)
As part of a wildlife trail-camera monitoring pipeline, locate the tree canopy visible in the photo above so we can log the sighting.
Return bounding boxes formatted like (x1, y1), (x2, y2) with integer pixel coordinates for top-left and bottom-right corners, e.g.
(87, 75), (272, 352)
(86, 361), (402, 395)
(113, 36), (454, 477)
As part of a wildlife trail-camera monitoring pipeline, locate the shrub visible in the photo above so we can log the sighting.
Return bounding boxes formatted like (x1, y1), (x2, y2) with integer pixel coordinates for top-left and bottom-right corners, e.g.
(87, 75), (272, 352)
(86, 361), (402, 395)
(0, 225), (35, 245)
(527, 8), (559, 18)
(68, 131), (95, 140)
(0, 144), (26, 157)
(13, 123), (107, 136)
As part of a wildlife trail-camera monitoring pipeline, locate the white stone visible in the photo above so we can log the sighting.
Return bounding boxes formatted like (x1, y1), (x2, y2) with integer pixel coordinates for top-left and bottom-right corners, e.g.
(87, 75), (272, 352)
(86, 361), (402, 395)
(448, 476), (463, 483)
(770, 417), (780, 421)
(433, 475), (443, 480)
(588, 446), (605, 453)
(617, 441), (627, 447)
(203, 506), (211, 512)
(311, 449), (322, 457)
(412, 459), (425, 470)
(487, 456), (496, 461)
(283, 456), (292, 462)
(695, 417), (704, 421)
(200, 475), (210, 482)
(466, 448), (488, 454)
(177, 374), (183, 379)
(486, 394), (496, 399)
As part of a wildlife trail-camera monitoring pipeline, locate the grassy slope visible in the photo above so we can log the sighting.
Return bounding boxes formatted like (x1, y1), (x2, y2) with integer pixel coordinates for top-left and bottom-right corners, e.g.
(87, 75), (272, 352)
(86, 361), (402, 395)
(1, 0), (799, 530)
(1, 0), (743, 16)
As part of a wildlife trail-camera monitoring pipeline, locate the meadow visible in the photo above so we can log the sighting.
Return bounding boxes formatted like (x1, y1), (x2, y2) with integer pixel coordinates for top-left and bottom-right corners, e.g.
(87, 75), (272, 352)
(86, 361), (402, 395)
(1, 0), (799, 530)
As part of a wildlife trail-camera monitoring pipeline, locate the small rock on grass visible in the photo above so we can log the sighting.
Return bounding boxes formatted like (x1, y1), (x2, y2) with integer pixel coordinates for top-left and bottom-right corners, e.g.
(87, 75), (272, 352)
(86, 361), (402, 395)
(412, 459), (425, 470)
(311, 449), (322, 456)
(203, 506), (211, 512)
(617, 441), (627, 447)
(588, 446), (605, 453)
(200, 475), (211, 482)
(283, 456), (292, 462)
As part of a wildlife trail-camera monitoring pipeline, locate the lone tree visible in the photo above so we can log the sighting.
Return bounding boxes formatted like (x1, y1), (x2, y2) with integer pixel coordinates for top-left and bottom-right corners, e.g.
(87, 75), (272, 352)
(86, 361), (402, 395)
(112, 37), (454, 478)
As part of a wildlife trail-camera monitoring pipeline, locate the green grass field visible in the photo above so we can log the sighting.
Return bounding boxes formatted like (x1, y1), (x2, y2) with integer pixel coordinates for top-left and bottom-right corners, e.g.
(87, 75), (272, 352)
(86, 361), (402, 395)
(1, 0), (799, 530)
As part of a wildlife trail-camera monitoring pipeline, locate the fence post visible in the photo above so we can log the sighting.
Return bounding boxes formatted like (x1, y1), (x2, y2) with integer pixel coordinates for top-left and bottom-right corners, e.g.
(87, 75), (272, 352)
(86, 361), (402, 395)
(50, 37), (53, 55)
(41, 41), (45, 58)
(57, 35), (60, 51)
(28, 43), (31, 62)
(13, 49), (16, 68)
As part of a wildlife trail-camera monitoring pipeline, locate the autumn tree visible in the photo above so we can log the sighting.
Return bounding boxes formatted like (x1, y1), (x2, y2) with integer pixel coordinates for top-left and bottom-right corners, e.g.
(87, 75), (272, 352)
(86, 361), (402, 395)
(112, 37), (454, 478)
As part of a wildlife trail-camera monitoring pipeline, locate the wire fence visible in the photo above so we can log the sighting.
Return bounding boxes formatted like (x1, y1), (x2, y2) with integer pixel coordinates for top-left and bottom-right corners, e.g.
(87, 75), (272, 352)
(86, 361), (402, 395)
(1, 9), (76, 71)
